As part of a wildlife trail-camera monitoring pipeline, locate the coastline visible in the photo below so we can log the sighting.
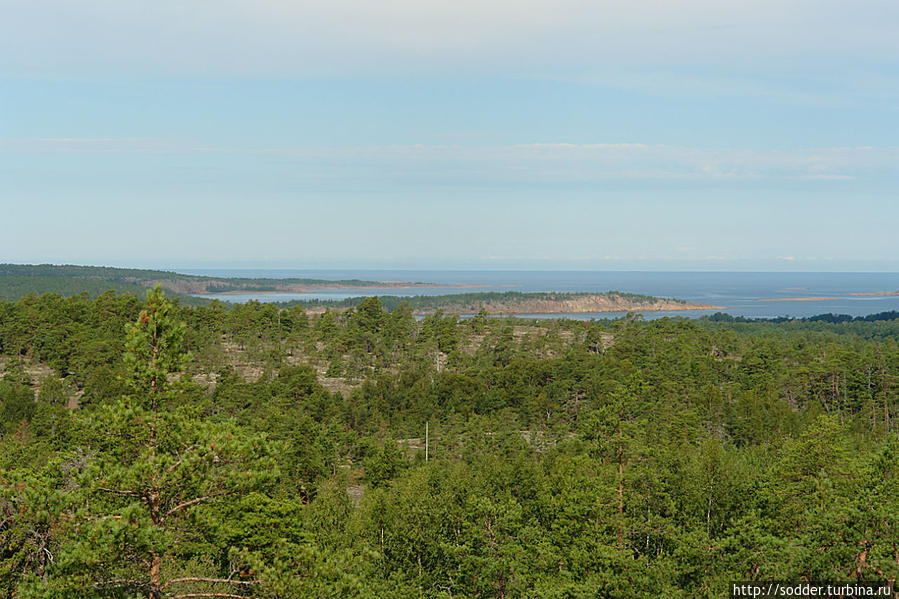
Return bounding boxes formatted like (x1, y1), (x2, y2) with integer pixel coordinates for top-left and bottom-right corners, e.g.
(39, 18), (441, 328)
(303, 296), (726, 316)
(203, 283), (520, 295)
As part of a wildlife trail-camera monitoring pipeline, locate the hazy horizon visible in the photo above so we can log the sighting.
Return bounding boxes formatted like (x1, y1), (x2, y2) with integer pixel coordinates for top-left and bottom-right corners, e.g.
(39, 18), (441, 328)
(7, 261), (899, 275)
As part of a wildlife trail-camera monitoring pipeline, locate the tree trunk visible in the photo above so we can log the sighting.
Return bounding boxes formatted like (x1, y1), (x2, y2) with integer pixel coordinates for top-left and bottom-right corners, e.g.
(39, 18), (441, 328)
(149, 556), (162, 599)
(148, 490), (162, 598)
(617, 432), (624, 552)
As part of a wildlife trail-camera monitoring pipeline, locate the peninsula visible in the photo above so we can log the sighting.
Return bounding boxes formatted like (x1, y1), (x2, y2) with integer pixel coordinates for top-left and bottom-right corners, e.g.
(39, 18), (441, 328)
(0, 264), (498, 301)
(299, 291), (725, 315)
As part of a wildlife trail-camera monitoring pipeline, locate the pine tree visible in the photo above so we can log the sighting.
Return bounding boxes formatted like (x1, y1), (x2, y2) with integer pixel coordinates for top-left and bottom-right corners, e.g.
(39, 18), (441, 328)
(21, 287), (277, 598)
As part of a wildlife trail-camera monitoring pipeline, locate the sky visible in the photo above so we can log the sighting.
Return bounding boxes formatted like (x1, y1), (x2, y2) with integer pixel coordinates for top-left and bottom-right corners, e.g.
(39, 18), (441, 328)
(1, 0), (898, 271)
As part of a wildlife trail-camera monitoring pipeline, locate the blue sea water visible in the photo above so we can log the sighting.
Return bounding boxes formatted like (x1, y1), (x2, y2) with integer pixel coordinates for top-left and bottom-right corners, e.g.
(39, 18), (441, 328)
(181, 270), (899, 320)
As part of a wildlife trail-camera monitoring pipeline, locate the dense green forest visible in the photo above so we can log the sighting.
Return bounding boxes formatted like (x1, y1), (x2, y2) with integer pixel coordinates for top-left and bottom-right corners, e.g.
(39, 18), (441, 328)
(0, 275), (208, 305)
(1, 290), (898, 597)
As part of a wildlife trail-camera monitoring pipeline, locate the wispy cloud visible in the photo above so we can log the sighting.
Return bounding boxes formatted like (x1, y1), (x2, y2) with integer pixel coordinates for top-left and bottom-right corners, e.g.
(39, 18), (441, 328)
(0, 138), (173, 153)
(3, 138), (897, 187)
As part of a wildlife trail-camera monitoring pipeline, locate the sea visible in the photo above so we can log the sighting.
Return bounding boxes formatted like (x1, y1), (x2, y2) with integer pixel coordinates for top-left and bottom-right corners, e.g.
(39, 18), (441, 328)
(181, 270), (899, 321)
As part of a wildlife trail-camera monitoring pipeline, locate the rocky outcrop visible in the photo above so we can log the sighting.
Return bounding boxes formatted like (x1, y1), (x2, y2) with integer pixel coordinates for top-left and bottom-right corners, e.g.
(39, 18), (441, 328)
(413, 293), (724, 315)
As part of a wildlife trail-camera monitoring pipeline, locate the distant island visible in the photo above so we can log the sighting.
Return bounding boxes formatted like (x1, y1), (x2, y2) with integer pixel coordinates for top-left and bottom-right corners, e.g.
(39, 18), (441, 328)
(0, 264), (502, 301)
(296, 291), (725, 315)
(760, 290), (899, 302)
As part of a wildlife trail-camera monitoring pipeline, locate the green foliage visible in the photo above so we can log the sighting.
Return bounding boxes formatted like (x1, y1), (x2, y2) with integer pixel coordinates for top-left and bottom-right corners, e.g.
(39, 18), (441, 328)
(1, 290), (898, 597)
(419, 310), (461, 353)
(0, 373), (35, 430)
(363, 440), (409, 487)
(123, 286), (189, 405)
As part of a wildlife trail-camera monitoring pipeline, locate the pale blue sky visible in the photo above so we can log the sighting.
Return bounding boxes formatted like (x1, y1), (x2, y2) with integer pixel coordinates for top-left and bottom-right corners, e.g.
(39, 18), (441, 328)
(1, 0), (897, 270)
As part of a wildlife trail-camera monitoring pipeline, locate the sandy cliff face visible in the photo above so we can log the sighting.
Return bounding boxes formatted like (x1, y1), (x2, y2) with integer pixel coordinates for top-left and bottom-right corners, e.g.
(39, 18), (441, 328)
(414, 294), (724, 315)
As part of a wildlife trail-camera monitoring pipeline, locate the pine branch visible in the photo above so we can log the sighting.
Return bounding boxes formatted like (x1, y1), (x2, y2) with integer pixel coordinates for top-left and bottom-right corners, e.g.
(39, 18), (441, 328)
(164, 492), (230, 519)
(166, 445), (198, 474)
(97, 487), (143, 497)
(164, 577), (262, 587)
(93, 578), (147, 588)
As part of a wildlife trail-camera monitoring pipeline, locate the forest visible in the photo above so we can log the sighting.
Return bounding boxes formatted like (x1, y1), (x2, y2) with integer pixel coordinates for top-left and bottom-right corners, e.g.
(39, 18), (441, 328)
(1, 289), (897, 598)
(0, 264), (396, 300)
